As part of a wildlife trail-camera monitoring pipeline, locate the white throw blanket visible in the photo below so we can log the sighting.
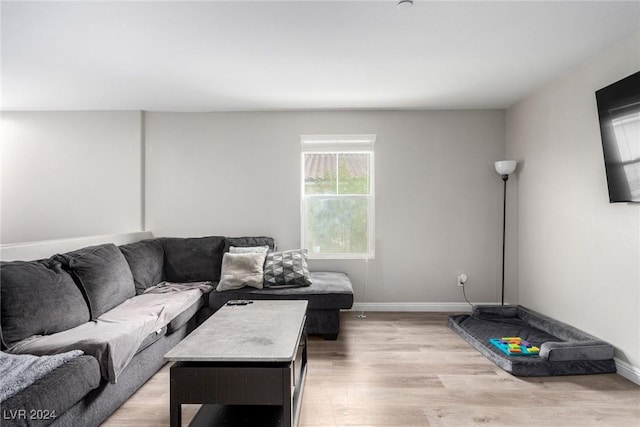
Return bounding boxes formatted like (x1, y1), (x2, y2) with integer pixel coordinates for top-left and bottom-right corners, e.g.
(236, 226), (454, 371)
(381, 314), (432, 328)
(0, 350), (83, 402)
(7, 281), (212, 384)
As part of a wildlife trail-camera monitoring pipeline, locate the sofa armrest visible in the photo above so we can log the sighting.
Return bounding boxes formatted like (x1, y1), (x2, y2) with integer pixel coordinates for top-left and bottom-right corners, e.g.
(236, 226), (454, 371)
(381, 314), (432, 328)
(1, 355), (101, 426)
(540, 340), (614, 362)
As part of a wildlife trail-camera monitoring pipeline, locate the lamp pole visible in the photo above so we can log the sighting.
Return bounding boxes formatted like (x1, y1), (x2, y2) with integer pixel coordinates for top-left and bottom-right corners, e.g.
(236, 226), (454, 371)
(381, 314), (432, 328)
(501, 174), (508, 306)
(494, 160), (517, 306)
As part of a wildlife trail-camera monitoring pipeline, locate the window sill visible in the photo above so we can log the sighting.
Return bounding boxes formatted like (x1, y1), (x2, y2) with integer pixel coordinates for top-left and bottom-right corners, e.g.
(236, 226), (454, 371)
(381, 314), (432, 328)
(307, 253), (374, 260)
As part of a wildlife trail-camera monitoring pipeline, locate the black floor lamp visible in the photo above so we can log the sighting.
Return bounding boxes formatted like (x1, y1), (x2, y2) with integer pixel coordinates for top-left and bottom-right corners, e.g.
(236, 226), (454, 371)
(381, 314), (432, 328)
(494, 160), (517, 305)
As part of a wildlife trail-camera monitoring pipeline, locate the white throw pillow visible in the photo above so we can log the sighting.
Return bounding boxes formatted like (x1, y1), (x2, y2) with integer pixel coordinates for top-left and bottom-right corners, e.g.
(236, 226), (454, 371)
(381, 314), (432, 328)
(216, 252), (267, 291)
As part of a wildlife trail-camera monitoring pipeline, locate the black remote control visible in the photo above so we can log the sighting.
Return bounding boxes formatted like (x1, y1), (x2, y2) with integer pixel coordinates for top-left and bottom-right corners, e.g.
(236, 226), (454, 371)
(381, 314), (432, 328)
(226, 300), (253, 306)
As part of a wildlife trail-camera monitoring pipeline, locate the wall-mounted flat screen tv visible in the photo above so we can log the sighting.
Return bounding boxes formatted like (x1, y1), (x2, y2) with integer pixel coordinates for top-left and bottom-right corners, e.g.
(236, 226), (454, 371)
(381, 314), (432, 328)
(595, 70), (640, 203)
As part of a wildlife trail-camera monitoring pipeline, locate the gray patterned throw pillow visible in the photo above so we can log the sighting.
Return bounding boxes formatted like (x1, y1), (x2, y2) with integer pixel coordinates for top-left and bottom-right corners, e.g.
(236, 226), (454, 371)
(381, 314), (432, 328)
(263, 249), (312, 287)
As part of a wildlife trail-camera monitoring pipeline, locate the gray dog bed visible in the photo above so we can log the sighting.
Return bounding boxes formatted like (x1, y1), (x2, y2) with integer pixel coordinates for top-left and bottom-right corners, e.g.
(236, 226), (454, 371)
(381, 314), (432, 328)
(448, 305), (616, 376)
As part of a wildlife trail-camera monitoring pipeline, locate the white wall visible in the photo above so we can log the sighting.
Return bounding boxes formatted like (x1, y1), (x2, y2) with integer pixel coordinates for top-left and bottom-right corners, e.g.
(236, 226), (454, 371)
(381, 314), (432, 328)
(0, 111), (143, 244)
(506, 32), (640, 368)
(146, 110), (506, 306)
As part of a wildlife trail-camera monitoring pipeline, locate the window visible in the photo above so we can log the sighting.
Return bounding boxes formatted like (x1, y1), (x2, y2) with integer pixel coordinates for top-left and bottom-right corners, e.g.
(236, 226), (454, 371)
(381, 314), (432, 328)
(301, 134), (375, 259)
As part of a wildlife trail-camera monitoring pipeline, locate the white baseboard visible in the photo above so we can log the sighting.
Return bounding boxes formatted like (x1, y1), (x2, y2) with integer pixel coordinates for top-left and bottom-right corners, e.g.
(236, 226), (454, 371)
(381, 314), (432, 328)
(614, 358), (640, 386)
(351, 302), (478, 312)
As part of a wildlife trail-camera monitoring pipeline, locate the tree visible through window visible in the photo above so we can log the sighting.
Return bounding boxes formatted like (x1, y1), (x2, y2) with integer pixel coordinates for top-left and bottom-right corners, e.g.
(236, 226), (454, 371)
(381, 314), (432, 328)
(301, 135), (375, 258)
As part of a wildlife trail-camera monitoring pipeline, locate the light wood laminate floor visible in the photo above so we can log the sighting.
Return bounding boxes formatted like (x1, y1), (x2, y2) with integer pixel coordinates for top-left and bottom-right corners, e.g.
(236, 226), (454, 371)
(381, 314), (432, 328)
(103, 312), (640, 426)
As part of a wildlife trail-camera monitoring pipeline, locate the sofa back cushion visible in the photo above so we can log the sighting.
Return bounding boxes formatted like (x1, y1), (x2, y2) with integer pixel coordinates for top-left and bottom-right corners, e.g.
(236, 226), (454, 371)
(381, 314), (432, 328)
(160, 236), (226, 282)
(119, 239), (164, 295)
(0, 259), (90, 348)
(55, 243), (136, 319)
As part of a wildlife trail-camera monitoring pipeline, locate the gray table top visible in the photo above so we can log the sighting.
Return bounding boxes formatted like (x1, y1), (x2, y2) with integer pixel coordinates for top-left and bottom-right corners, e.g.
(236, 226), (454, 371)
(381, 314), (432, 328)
(164, 300), (308, 363)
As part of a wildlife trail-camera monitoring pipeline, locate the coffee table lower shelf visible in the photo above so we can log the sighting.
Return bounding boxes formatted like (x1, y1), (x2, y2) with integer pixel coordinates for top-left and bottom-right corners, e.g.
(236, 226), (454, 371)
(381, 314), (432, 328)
(170, 336), (307, 427)
(188, 403), (296, 427)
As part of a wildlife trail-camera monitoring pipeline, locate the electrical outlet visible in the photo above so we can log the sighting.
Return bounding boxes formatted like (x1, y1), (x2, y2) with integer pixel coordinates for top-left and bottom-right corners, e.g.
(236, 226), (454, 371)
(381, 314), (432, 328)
(457, 273), (467, 287)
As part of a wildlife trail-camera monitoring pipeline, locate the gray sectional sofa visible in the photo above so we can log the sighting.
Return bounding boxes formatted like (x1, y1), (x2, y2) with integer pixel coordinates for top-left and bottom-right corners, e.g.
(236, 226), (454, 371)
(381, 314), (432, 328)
(449, 305), (616, 376)
(0, 234), (354, 426)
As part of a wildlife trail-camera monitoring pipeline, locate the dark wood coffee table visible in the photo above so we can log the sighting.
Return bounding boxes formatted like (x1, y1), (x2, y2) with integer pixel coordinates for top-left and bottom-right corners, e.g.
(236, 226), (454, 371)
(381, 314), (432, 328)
(164, 300), (308, 427)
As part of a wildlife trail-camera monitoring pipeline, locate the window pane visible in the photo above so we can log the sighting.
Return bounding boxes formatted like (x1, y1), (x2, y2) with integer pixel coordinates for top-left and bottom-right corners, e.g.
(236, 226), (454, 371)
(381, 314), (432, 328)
(304, 153), (337, 195)
(338, 153), (370, 195)
(623, 162), (640, 199)
(304, 197), (369, 254)
(612, 111), (640, 161)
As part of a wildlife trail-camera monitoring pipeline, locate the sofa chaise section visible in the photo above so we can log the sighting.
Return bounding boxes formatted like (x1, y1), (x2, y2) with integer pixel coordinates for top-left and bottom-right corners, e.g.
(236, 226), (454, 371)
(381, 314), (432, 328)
(172, 236), (355, 339)
(210, 271), (354, 340)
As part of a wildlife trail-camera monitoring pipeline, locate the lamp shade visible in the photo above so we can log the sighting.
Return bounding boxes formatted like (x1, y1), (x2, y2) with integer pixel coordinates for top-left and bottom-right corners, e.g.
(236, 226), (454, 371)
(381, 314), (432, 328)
(495, 160), (517, 175)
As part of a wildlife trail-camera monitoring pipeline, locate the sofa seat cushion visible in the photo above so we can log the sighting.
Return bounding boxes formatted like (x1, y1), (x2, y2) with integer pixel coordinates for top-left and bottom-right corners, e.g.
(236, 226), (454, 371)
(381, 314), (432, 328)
(1, 355), (100, 425)
(137, 326), (167, 354)
(0, 259), (90, 348)
(161, 236), (225, 282)
(55, 243), (136, 319)
(166, 298), (204, 334)
(119, 239), (165, 295)
(448, 305), (617, 376)
(7, 282), (211, 383)
(210, 271), (354, 310)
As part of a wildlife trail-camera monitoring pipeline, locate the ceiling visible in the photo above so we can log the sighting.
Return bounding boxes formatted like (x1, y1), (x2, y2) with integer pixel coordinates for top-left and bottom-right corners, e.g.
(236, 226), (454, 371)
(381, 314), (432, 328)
(2, 0), (639, 112)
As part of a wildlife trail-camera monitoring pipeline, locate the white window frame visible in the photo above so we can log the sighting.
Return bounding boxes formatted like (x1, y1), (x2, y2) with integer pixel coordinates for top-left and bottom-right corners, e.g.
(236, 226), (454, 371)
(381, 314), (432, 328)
(300, 134), (375, 260)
